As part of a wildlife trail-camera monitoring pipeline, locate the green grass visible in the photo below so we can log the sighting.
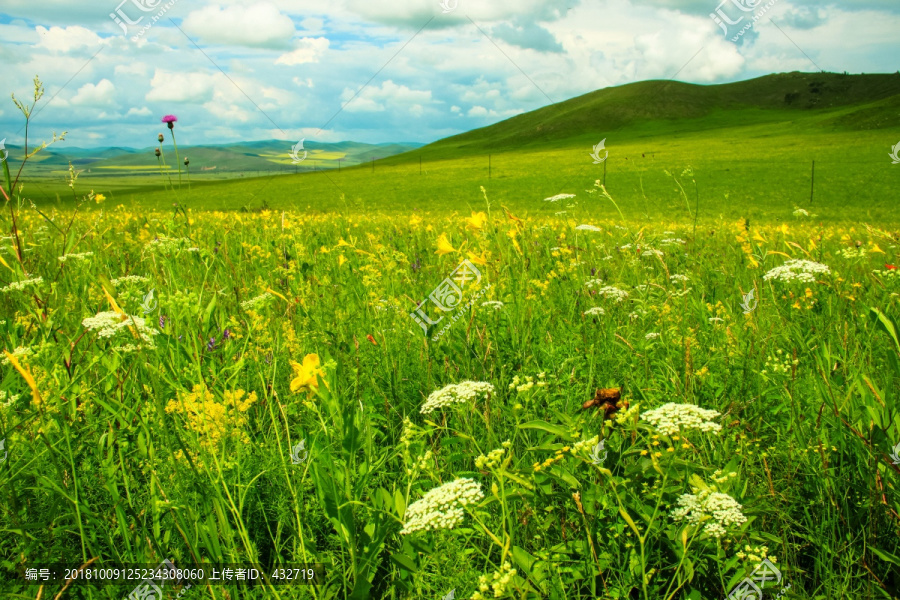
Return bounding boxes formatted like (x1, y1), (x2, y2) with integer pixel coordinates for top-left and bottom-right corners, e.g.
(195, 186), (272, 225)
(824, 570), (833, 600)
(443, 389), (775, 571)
(1, 73), (899, 600)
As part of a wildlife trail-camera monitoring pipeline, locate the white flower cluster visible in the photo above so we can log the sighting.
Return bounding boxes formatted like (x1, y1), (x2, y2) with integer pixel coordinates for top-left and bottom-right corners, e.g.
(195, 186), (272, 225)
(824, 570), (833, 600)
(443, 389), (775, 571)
(584, 306), (605, 317)
(82, 311), (158, 345)
(481, 300), (504, 310)
(508, 373), (546, 393)
(241, 292), (273, 311)
(640, 248), (664, 258)
(1, 346), (32, 365)
(471, 561), (518, 600)
(584, 278), (604, 289)
(838, 247), (868, 260)
(645, 332), (660, 340)
(111, 275), (150, 286)
(145, 236), (197, 254)
(670, 489), (747, 538)
(0, 389), (22, 408)
(660, 238), (686, 245)
(792, 207), (810, 217)
(575, 224), (601, 232)
(400, 478), (484, 535)
(420, 381), (495, 414)
(543, 193), (576, 202)
(669, 274), (689, 283)
(1, 276), (43, 293)
(763, 259), (830, 283)
(595, 286), (629, 302)
(57, 252), (94, 263)
(640, 403), (722, 436)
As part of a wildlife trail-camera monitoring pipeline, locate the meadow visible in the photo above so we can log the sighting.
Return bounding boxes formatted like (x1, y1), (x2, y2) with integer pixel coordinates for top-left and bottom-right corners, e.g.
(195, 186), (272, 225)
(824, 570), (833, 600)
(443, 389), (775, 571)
(1, 80), (900, 600)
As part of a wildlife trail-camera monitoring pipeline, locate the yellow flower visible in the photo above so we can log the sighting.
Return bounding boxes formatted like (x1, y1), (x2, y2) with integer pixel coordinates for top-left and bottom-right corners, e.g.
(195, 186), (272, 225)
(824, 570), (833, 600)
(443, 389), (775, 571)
(467, 251), (488, 266)
(870, 243), (885, 254)
(95, 193), (106, 204)
(507, 228), (522, 254)
(465, 211), (487, 232)
(409, 214), (422, 226)
(338, 255), (347, 267)
(290, 353), (326, 394)
(435, 233), (456, 256)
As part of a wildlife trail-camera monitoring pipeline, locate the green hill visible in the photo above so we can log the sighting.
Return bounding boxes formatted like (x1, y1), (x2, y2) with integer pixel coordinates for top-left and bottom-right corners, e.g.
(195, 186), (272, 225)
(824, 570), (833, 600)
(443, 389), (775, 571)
(387, 72), (900, 159)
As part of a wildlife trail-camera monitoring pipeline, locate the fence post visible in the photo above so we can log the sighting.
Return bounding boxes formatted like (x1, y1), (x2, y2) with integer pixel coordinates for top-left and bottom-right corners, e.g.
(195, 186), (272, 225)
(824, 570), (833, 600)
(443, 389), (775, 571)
(809, 160), (815, 204)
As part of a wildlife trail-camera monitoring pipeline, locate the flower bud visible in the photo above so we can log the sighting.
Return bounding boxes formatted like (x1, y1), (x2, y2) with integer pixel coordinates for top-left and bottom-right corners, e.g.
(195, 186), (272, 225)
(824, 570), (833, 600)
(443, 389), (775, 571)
(158, 133), (164, 143)
(155, 148), (161, 157)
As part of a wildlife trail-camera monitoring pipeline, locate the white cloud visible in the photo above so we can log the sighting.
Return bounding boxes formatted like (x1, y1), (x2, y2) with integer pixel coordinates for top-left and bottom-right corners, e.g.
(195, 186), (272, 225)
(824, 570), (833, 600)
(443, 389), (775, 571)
(126, 106), (152, 117)
(340, 80), (433, 113)
(71, 79), (116, 107)
(115, 63), (149, 77)
(275, 37), (330, 65)
(34, 25), (103, 52)
(146, 69), (218, 103)
(182, 2), (295, 48)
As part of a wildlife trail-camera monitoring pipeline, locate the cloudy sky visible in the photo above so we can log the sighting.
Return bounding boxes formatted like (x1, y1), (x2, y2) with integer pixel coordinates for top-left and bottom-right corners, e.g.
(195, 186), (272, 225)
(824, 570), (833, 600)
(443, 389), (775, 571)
(0, 0), (897, 148)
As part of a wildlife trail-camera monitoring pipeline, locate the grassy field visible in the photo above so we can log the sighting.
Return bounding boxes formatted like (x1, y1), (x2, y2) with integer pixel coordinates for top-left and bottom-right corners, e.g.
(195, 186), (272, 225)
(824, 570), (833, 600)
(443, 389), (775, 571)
(1, 73), (900, 600)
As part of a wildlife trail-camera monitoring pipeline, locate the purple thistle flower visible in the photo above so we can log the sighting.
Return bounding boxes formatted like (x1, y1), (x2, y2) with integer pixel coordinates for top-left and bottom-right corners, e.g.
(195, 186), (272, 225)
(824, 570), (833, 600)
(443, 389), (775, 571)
(161, 114), (178, 129)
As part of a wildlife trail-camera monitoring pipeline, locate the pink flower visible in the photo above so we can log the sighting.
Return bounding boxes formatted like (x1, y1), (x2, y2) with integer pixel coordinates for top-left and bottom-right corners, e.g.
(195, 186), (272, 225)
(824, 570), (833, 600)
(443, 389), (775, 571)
(161, 114), (178, 129)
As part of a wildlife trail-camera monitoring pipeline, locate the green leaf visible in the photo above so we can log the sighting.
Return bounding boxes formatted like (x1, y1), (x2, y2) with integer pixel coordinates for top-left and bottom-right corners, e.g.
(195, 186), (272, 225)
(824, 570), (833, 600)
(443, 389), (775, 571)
(518, 420), (573, 440)
(389, 552), (418, 573)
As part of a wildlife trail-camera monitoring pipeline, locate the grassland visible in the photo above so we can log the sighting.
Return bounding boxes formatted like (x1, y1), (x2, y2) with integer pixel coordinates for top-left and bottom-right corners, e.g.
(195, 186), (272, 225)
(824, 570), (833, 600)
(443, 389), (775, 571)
(1, 72), (899, 600)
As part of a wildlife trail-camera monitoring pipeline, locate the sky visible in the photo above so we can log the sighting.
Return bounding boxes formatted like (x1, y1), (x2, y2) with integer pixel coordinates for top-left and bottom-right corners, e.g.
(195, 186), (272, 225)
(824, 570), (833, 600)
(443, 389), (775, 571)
(0, 0), (897, 149)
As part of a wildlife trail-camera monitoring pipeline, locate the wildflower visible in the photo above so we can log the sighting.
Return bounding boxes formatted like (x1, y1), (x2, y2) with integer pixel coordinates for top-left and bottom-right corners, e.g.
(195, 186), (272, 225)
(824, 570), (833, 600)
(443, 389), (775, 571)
(206, 337), (216, 352)
(475, 444), (508, 469)
(595, 285), (629, 302)
(471, 561), (518, 600)
(1, 346), (32, 366)
(481, 300), (504, 310)
(670, 488), (747, 538)
(94, 193), (106, 204)
(82, 311), (158, 346)
(400, 478), (484, 534)
(161, 114), (177, 129)
(886, 264), (897, 271)
(641, 403), (722, 436)
(57, 252), (93, 263)
(465, 211), (487, 231)
(241, 292), (272, 311)
(543, 193), (575, 202)
(111, 275), (150, 287)
(420, 381), (494, 414)
(1, 277), (43, 293)
(763, 259), (830, 283)
(158, 133), (164, 143)
(583, 307), (605, 316)
(645, 332), (660, 340)
(575, 224), (601, 232)
(290, 353), (326, 395)
(435, 233), (456, 256)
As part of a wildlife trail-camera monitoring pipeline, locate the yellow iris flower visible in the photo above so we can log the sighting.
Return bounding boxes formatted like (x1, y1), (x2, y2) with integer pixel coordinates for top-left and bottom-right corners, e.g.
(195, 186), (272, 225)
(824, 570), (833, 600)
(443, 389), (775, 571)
(290, 353), (326, 395)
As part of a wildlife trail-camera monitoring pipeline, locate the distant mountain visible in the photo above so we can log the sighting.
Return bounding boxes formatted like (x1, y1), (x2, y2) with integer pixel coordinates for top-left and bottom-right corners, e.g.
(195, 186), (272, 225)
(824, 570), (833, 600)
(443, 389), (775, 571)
(5, 139), (423, 175)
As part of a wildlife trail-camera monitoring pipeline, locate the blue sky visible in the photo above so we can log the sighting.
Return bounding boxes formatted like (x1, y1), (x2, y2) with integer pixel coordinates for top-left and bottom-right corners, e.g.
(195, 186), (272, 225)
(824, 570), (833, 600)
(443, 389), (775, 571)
(0, 0), (897, 148)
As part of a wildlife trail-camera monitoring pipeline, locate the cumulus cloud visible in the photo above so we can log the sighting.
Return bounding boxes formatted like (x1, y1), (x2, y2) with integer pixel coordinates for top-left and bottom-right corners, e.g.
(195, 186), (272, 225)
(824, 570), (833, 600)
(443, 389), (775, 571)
(34, 25), (103, 52)
(182, 2), (295, 48)
(340, 80), (433, 113)
(71, 79), (116, 106)
(275, 37), (330, 65)
(146, 69), (218, 103)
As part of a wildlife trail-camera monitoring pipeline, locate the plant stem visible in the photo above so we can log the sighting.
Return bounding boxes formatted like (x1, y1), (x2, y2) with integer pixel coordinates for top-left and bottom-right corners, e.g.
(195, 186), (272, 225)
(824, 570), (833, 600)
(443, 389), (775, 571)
(170, 129), (183, 189)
